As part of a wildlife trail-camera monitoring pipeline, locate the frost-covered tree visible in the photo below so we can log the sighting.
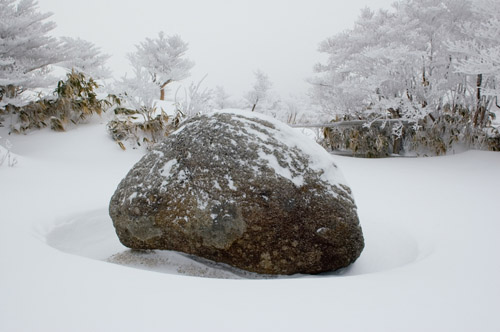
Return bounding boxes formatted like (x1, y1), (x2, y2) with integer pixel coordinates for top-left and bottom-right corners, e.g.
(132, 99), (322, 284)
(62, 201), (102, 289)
(245, 70), (273, 112)
(447, 0), (500, 127)
(213, 86), (230, 109)
(311, 8), (403, 116)
(391, 0), (474, 114)
(59, 37), (111, 79)
(0, 0), (110, 110)
(313, 0), (500, 155)
(0, 0), (62, 104)
(128, 32), (194, 101)
(312, 0), (475, 120)
(113, 64), (159, 114)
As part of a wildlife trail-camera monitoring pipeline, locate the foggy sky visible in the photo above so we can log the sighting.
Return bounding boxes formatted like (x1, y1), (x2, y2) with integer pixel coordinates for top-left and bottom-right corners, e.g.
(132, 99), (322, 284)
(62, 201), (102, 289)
(37, 0), (395, 98)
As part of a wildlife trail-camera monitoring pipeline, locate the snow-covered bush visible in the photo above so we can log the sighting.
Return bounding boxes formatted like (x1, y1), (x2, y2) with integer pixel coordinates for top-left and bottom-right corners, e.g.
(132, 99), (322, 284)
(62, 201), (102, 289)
(107, 106), (182, 150)
(0, 137), (17, 167)
(174, 75), (213, 118)
(322, 107), (500, 157)
(322, 114), (400, 158)
(106, 78), (210, 150)
(108, 73), (184, 150)
(279, 96), (323, 125)
(106, 32), (198, 150)
(8, 71), (113, 133)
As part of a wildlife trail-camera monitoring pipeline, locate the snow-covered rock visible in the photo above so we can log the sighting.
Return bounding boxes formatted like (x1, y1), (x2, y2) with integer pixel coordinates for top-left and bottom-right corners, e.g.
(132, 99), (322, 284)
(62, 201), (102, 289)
(109, 110), (364, 274)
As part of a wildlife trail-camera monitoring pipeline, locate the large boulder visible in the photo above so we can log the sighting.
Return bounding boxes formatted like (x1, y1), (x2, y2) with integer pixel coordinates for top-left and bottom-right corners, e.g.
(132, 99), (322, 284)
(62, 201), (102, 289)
(109, 110), (364, 275)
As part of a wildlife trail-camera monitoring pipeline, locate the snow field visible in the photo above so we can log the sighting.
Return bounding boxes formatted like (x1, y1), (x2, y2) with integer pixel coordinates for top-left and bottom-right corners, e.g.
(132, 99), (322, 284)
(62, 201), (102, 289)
(1, 117), (500, 331)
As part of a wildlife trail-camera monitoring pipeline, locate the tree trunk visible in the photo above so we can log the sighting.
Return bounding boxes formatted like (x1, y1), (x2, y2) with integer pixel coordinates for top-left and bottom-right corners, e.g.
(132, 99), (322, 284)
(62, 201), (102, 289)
(473, 74), (483, 127)
(251, 98), (259, 112)
(476, 73), (482, 102)
(159, 79), (172, 101)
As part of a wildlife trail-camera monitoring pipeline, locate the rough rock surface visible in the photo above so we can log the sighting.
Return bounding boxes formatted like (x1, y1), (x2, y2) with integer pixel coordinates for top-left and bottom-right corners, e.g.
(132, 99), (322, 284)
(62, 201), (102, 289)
(109, 110), (364, 275)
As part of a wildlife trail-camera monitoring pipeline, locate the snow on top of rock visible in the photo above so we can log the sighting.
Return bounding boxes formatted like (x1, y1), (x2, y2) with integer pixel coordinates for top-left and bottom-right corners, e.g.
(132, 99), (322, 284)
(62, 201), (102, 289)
(159, 159), (177, 178)
(257, 148), (304, 187)
(213, 109), (348, 188)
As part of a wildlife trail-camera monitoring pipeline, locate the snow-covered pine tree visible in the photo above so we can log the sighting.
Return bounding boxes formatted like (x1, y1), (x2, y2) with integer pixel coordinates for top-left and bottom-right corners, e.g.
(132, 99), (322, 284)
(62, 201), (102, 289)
(0, 0), (63, 106)
(59, 37), (111, 80)
(127, 32), (194, 101)
(0, 0), (111, 111)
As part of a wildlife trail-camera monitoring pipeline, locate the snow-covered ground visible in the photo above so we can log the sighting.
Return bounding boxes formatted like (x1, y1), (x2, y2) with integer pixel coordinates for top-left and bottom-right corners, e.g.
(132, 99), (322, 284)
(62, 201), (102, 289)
(1, 116), (499, 331)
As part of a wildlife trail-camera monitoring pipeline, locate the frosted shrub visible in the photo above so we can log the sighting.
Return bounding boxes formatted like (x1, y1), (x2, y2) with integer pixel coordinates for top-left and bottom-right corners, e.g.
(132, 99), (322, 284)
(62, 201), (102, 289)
(0, 138), (17, 167)
(322, 114), (397, 158)
(107, 106), (183, 150)
(174, 75), (213, 118)
(322, 106), (500, 157)
(409, 105), (499, 155)
(8, 71), (112, 133)
(108, 31), (198, 151)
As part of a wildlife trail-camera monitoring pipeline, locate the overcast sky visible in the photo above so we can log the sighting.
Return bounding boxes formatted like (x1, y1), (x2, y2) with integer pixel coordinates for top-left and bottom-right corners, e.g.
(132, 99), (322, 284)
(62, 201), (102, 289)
(37, 0), (395, 98)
